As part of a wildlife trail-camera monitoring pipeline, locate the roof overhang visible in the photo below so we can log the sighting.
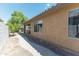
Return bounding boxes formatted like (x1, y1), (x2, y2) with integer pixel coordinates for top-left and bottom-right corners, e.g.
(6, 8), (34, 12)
(24, 3), (72, 24)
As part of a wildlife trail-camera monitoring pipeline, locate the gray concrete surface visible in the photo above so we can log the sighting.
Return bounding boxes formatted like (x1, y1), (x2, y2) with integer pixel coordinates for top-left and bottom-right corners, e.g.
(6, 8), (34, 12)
(0, 33), (58, 56)
(0, 22), (9, 51)
(19, 33), (58, 56)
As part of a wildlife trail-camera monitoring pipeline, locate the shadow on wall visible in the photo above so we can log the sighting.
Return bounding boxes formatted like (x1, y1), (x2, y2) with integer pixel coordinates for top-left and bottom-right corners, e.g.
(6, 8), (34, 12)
(19, 33), (79, 56)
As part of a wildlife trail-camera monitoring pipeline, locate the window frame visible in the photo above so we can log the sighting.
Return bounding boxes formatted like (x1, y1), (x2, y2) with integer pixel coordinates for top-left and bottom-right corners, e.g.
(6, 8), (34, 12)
(34, 20), (43, 32)
(68, 8), (79, 40)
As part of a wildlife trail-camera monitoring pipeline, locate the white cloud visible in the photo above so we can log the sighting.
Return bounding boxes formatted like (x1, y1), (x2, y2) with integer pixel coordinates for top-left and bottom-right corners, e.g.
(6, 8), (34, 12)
(46, 4), (50, 7)
(45, 4), (51, 9)
(45, 3), (57, 10)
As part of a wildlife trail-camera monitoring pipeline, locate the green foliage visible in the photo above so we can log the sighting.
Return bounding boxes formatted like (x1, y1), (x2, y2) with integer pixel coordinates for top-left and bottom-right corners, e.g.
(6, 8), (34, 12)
(0, 19), (4, 22)
(7, 11), (28, 33)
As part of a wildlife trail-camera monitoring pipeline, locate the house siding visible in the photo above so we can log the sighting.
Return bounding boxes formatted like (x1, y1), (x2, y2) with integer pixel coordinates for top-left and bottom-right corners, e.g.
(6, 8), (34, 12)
(25, 4), (79, 52)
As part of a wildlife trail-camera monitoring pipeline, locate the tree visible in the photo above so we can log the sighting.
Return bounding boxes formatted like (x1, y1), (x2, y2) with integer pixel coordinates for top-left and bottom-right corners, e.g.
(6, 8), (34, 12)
(0, 19), (4, 22)
(7, 11), (27, 33)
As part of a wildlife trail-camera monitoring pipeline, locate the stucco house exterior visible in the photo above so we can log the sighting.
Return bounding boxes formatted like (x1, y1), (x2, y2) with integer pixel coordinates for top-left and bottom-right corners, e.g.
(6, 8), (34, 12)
(24, 3), (79, 55)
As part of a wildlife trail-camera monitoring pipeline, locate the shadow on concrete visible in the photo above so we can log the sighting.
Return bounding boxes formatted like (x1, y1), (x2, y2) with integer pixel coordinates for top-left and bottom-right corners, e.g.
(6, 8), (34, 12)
(18, 33), (58, 56)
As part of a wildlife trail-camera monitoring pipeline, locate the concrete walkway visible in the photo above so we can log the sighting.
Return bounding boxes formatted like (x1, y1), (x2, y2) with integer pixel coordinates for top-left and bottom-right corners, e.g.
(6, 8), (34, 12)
(0, 33), (57, 56)
(19, 33), (58, 56)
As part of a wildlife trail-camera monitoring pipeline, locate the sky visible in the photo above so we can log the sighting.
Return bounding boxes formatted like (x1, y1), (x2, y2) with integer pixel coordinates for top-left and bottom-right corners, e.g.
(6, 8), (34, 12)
(0, 3), (57, 22)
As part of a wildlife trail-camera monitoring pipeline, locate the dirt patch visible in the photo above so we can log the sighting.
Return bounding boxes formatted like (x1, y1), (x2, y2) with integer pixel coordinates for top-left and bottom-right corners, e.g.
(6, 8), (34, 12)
(1, 36), (33, 56)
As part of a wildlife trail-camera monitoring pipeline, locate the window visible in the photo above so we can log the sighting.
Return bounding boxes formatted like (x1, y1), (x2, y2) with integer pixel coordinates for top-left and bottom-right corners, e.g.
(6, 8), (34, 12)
(26, 24), (31, 34)
(34, 20), (43, 32)
(68, 8), (79, 38)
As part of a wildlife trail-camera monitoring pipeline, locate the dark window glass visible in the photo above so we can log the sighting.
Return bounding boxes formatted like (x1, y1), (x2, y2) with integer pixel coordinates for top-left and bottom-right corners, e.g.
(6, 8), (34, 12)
(34, 23), (43, 32)
(68, 15), (79, 38)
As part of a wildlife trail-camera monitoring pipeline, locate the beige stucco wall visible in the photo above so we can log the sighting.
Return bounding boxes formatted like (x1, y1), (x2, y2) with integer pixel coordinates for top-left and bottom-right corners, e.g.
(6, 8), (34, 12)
(27, 4), (79, 52)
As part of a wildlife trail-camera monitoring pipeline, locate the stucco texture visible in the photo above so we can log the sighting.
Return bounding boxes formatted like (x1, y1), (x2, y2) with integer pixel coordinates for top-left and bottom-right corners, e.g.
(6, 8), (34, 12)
(25, 4), (79, 52)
